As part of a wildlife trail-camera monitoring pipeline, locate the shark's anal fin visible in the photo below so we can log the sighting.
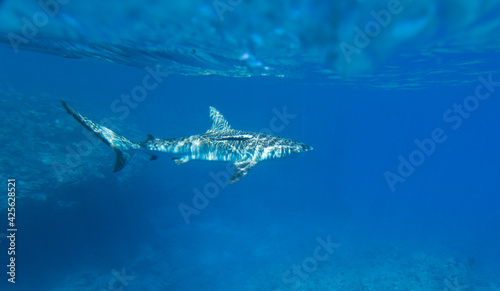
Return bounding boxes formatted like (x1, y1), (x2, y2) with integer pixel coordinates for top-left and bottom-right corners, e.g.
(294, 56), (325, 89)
(230, 160), (257, 184)
(172, 156), (189, 165)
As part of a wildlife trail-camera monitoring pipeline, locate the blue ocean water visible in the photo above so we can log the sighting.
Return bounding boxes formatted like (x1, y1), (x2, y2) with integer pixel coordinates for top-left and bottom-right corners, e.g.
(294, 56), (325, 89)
(1, 1), (500, 290)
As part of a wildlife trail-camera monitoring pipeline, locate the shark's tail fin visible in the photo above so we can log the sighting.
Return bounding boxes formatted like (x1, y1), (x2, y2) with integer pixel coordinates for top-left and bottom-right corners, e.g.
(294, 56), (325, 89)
(61, 100), (138, 172)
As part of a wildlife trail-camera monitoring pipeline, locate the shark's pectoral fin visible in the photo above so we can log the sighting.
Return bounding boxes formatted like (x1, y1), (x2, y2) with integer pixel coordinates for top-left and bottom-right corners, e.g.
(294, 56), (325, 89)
(230, 160), (258, 184)
(172, 156), (190, 165)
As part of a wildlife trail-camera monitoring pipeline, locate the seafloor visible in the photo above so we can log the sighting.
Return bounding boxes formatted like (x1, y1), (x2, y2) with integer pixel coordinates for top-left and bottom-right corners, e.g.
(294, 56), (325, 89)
(50, 234), (499, 291)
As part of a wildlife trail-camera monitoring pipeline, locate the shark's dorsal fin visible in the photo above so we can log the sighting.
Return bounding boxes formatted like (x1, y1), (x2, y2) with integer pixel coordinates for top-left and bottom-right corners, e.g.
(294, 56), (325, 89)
(208, 106), (231, 132)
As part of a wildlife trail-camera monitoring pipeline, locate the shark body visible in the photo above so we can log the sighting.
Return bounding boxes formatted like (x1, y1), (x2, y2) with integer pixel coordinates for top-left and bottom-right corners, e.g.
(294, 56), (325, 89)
(61, 101), (312, 183)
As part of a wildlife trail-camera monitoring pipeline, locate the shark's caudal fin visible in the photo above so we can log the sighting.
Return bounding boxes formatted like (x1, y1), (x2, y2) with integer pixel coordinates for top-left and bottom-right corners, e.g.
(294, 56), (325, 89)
(61, 101), (138, 172)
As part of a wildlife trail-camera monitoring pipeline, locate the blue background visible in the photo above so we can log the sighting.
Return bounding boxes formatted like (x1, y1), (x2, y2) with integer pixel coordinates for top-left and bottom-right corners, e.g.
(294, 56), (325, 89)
(1, 44), (500, 290)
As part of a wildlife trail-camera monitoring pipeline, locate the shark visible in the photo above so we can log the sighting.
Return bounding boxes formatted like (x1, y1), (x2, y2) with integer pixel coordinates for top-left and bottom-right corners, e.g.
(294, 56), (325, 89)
(61, 101), (313, 183)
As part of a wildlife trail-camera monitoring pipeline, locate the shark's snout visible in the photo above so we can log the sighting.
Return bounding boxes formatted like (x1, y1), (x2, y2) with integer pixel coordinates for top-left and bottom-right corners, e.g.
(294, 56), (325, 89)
(301, 144), (313, 152)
